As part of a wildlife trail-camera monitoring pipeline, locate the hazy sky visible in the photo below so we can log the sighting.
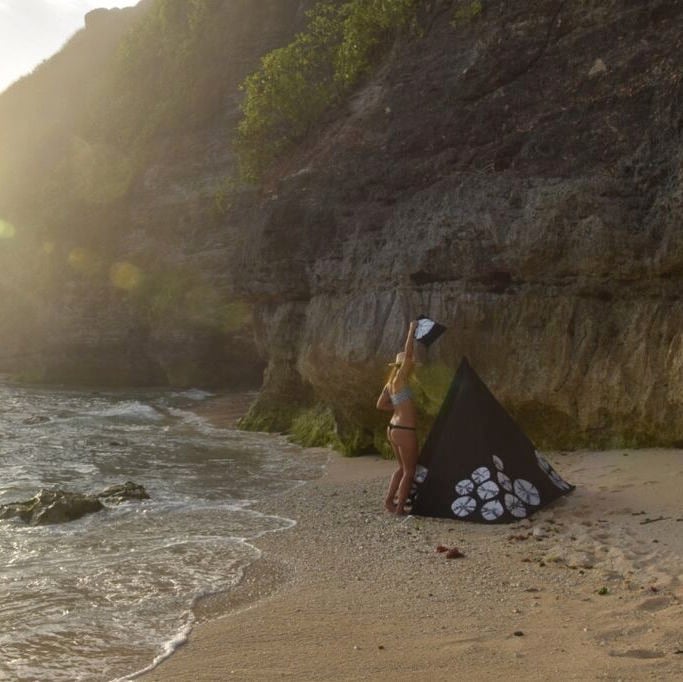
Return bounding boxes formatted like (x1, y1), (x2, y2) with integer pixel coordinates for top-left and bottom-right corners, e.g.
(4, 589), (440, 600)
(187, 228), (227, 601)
(0, 0), (139, 94)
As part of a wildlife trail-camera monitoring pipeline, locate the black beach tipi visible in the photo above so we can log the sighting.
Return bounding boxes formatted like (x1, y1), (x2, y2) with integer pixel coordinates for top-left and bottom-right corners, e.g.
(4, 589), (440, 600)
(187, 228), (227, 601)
(411, 358), (574, 523)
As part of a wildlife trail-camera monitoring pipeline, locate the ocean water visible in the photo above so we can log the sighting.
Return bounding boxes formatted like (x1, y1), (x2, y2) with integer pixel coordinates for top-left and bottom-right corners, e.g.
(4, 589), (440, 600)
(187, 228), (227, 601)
(0, 383), (320, 681)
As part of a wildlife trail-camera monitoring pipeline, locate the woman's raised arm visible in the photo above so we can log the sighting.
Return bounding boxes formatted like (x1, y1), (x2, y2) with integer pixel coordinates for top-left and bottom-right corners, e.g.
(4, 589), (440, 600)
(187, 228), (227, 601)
(397, 320), (418, 379)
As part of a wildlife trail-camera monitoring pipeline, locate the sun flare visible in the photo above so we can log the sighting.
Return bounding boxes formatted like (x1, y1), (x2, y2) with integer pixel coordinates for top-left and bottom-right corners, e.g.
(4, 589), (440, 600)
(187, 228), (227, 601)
(0, 219), (16, 239)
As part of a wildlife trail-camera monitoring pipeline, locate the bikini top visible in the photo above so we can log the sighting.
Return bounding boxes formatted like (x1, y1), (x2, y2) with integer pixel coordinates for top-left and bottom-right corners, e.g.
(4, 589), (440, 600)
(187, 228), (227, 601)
(389, 386), (413, 406)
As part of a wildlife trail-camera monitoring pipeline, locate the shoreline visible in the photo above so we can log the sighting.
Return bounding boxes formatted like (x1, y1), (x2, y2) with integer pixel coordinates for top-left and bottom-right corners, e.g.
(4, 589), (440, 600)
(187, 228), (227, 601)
(138, 396), (683, 681)
(126, 392), (328, 680)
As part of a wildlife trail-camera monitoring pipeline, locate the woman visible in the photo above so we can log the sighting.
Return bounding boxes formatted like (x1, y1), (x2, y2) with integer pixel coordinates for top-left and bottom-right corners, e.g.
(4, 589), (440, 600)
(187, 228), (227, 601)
(376, 320), (419, 515)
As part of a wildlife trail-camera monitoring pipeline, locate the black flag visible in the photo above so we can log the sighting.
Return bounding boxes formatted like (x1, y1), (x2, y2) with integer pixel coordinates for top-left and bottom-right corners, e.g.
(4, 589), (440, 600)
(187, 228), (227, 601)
(414, 315), (447, 347)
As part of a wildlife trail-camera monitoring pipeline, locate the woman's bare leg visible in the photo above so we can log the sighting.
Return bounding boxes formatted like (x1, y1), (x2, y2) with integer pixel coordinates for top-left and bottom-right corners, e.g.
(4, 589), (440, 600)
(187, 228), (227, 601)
(394, 434), (419, 516)
(384, 427), (403, 513)
(385, 468), (403, 513)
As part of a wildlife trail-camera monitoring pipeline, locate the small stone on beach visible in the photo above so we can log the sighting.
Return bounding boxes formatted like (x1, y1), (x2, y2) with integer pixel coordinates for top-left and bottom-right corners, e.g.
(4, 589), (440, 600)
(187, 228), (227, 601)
(445, 547), (465, 559)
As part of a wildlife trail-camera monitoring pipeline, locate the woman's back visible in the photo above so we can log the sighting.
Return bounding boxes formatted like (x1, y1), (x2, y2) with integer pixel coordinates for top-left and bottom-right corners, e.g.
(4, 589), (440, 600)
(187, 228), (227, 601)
(388, 379), (416, 426)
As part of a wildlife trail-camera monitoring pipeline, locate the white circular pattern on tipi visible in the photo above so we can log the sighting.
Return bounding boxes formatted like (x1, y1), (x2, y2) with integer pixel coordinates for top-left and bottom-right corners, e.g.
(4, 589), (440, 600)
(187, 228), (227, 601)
(497, 471), (513, 492)
(504, 493), (528, 518)
(492, 455), (504, 471)
(535, 450), (572, 491)
(535, 450), (552, 473)
(471, 466), (491, 484)
(414, 465), (429, 484)
(481, 499), (504, 521)
(455, 478), (475, 495)
(548, 468), (572, 491)
(451, 496), (477, 517)
(477, 480), (499, 501)
(513, 479), (541, 506)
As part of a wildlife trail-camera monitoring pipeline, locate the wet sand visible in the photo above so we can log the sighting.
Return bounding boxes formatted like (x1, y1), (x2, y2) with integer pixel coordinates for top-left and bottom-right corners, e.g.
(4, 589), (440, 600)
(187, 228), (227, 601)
(140, 398), (683, 681)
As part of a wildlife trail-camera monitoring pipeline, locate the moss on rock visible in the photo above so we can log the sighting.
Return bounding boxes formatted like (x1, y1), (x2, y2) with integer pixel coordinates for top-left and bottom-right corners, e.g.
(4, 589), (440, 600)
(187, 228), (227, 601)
(507, 401), (673, 451)
(509, 401), (587, 450)
(411, 363), (453, 417)
(239, 400), (302, 433)
(289, 405), (343, 449)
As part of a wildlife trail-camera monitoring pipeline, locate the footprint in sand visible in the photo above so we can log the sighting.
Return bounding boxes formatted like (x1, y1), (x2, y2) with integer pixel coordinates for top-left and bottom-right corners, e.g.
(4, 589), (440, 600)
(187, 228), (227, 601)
(636, 596), (673, 612)
(611, 484), (635, 492)
(595, 624), (650, 642)
(609, 649), (666, 659)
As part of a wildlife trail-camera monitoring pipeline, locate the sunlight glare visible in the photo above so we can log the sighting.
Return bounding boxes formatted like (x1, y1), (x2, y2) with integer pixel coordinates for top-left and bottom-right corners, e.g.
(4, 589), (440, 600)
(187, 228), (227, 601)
(110, 261), (143, 291)
(0, 218), (16, 239)
(68, 247), (101, 276)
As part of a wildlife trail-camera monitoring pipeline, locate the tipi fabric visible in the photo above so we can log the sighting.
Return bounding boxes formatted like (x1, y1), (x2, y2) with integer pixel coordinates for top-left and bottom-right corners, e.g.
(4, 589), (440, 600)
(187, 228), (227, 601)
(411, 357), (574, 522)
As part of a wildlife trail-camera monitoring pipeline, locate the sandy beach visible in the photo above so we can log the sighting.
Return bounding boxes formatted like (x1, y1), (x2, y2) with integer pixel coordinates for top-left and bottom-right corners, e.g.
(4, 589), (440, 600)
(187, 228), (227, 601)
(140, 398), (683, 681)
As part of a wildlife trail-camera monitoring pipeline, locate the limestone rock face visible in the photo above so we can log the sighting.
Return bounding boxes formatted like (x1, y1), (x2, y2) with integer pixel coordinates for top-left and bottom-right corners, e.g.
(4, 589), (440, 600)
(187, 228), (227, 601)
(230, 0), (683, 448)
(0, 481), (150, 525)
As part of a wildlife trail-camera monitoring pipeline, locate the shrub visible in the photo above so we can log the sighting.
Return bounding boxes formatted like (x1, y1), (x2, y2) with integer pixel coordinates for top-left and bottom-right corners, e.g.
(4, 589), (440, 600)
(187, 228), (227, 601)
(451, 0), (483, 28)
(236, 0), (419, 182)
(334, 0), (418, 87)
(290, 404), (343, 449)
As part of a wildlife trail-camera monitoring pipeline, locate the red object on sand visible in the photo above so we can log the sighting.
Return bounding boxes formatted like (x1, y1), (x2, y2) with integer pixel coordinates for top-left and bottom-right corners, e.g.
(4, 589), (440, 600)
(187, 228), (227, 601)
(435, 545), (449, 553)
(445, 547), (465, 559)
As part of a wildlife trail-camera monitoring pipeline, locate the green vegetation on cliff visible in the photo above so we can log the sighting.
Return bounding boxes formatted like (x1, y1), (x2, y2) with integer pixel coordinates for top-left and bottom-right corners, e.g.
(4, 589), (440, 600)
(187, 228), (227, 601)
(100, 0), (231, 147)
(236, 0), (419, 181)
(450, 0), (483, 27)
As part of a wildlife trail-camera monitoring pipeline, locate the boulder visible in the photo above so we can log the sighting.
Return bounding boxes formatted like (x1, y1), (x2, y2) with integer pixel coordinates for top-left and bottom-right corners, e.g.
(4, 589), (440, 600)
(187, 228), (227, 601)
(97, 481), (150, 503)
(0, 481), (150, 525)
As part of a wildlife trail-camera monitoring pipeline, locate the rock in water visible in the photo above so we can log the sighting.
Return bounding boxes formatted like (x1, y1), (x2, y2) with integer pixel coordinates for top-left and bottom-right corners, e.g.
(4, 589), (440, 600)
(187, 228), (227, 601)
(97, 481), (150, 503)
(0, 490), (104, 525)
(0, 482), (150, 525)
(21, 415), (50, 425)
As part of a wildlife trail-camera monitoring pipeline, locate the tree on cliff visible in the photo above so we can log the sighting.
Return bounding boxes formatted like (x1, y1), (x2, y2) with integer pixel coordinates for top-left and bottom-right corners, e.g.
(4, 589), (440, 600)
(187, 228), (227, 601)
(236, 0), (420, 182)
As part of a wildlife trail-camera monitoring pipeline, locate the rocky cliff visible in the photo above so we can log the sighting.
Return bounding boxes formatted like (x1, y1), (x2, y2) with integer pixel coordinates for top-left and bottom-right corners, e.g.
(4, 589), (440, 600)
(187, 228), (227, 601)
(229, 0), (683, 450)
(1, 0), (682, 450)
